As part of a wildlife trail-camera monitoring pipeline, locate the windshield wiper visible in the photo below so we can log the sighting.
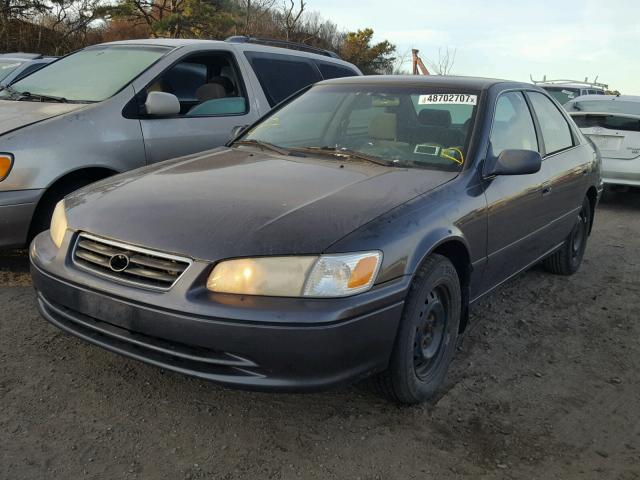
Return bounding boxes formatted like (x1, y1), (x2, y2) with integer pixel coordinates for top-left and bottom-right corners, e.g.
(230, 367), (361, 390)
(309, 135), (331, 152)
(17, 91), (68, 103)
(1, 85), (21, 99)
(233, 139), (301, 156)
(293, 146), (396, 167)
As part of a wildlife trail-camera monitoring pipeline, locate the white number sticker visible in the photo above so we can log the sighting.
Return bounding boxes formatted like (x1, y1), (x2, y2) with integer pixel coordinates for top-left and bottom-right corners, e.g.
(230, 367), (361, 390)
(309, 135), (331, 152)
(418, 94), (477, 105)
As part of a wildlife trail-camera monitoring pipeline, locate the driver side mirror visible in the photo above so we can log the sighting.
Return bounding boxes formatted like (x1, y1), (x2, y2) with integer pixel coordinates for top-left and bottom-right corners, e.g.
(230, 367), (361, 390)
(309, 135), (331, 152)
(229, 124), (248, 141)
(144, 91), (180, 116)
(486, 149), (542, 176)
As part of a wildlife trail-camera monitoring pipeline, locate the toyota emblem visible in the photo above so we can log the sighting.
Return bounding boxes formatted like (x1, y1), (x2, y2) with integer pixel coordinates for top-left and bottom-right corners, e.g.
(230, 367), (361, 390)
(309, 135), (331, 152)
(109, 254), (130, 272)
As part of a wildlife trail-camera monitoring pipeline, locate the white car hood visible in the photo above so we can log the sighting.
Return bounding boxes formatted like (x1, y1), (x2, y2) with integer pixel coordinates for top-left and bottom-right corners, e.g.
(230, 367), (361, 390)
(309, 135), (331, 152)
(0, 99), (86, 136)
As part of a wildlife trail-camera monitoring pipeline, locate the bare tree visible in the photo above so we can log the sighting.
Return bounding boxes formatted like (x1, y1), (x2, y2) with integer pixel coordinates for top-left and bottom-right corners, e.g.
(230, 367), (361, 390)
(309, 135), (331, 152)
(280, 0), (304, 41)
(238, 0), (276, 36)
(426, 46), (457, 75)
(384, 48), (411, 75)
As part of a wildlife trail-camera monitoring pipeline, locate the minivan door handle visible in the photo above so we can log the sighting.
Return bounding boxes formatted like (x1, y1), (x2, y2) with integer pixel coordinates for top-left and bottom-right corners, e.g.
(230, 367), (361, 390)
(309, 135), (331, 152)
(542, 182), (552, 196)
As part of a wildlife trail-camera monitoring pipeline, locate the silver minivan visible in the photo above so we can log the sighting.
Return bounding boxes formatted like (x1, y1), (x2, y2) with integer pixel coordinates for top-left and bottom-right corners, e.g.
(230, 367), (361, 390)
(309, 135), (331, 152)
(0, 37), (360, 248)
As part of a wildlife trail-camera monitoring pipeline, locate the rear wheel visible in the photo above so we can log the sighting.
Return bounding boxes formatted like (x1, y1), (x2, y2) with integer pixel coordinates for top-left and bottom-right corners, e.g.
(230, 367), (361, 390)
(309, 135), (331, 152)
(543, 196), (591, 275)
(374, 254), (461, 404)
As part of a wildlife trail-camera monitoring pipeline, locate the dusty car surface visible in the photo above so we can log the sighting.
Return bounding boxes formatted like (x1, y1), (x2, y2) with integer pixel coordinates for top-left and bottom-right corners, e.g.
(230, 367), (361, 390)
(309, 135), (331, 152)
(0, 37), (360, 248)
(30, 76), (602, 403)
(565, 94), (640, 187)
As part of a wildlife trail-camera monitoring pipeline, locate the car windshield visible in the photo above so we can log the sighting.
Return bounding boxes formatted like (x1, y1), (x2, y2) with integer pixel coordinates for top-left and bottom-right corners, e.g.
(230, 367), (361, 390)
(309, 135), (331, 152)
(567, 99), (640, 116)
(0, 59), (24, 81)
(238, 84), (479, 171)
(543, 87), (582, 105)
(0, 45), (170, 102)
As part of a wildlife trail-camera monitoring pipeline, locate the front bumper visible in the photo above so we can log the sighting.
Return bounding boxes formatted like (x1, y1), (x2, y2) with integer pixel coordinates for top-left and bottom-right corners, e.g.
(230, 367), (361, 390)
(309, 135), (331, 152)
(0, 189), (43, 248)
(30, 231), (407, 391)
(602, 157), (640, 186)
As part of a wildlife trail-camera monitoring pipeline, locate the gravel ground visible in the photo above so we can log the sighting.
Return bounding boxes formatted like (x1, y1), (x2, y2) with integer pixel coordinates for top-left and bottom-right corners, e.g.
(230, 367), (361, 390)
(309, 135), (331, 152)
(1, 189), (639, 480)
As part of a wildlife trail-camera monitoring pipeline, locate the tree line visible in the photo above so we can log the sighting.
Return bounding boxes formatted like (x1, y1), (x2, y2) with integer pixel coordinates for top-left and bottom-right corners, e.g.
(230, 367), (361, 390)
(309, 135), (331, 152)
(0, 0), (398, 74)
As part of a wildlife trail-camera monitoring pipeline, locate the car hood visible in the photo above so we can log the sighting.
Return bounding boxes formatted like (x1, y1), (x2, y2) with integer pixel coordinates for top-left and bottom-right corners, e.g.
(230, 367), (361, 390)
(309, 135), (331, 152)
(0, 99), (86, 135)
(65, 148), (457, 260)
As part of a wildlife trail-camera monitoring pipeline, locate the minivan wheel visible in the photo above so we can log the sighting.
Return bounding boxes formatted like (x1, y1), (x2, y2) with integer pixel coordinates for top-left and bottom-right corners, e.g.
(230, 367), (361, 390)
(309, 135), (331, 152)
(543, 196), (591, 276)
(373, 254), (461, 404)
(28, 180), (88, 243)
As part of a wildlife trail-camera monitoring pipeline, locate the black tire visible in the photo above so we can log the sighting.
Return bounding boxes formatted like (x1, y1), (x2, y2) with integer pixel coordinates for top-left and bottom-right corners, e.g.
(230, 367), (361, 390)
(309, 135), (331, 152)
(373, 254), (461, 404)
(543, 196), (591, 276)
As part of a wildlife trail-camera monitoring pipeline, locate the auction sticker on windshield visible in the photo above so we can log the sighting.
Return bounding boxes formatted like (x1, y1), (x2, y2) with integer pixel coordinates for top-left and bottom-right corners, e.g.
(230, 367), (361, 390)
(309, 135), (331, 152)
(418, 94), (477, 105)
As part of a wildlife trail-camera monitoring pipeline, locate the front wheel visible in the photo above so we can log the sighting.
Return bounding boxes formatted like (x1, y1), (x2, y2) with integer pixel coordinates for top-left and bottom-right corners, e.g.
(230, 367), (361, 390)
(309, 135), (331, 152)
(543, 196), (591, 276)
(373, 254), (461, 404)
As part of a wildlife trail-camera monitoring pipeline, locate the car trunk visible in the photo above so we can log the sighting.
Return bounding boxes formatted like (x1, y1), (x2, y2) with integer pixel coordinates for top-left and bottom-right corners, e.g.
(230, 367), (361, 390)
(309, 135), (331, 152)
(571, 112), (640, 160)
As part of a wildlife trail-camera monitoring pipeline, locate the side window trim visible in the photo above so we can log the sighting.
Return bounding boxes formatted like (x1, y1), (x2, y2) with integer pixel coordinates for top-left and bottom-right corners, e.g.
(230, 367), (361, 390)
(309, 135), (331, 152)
(485, 89), (539, 172)
(136, 49), (250, 119)
(524, 90), (578, 159)
(522, 90), (546, 156)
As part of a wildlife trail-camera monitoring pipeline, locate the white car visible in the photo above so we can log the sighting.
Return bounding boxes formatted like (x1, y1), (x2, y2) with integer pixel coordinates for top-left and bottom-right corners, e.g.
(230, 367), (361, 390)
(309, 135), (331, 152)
(565, 95), (640, 187)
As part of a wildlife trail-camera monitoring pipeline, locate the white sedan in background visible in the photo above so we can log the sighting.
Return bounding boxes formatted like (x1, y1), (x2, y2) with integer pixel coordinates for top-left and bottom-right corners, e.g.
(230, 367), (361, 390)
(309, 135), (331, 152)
(565, 95), (640, 187)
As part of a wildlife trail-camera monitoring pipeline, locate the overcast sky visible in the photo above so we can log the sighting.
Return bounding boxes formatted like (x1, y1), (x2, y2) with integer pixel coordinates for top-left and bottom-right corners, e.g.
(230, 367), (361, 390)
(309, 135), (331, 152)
(311, 0), (639, 94)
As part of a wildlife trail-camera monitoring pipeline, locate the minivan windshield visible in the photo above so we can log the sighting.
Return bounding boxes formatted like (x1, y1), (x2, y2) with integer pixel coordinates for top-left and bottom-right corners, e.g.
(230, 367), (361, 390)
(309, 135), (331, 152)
(543, 86), (582, 105)
(238, 84), (478, 171)
(0, 59), (24, 81)
(0, 45), (170, 102)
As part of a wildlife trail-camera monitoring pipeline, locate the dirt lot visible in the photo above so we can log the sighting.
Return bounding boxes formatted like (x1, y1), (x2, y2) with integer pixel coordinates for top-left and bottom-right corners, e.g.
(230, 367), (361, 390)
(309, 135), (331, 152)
(1, 190), (639, 480)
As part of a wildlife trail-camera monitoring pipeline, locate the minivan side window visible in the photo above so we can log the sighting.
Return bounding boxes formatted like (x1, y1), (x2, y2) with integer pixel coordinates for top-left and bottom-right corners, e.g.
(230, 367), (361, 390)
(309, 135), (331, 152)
(490, 92), (538, 157)
(145, 51), (248, 117)
(527, 91), (574, 155)
(245, 51), (321, 107)
(315, 61), (358, 80)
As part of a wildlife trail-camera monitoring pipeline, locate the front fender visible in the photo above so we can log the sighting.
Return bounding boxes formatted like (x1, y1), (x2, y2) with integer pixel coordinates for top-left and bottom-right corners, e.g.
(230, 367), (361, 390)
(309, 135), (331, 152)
(325, 174), (487, 287)
(0, 86), (144, 193)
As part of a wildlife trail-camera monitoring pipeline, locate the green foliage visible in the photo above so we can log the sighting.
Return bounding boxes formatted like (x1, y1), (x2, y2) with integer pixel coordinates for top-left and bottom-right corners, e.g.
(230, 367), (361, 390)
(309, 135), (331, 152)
(108, 0), (241, 38)
(0, 0), (397, 75)
(339, 28), (396, 75)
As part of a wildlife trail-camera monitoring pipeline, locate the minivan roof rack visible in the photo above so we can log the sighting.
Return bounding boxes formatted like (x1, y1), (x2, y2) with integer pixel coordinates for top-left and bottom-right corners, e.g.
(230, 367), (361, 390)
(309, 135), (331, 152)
(530, 75), (608, 90)
(225, 36), (341, 59)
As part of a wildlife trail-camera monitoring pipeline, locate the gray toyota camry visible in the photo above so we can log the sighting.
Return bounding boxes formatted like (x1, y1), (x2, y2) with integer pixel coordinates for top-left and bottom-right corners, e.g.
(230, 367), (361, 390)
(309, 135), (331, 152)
(30, 76), (602, 404)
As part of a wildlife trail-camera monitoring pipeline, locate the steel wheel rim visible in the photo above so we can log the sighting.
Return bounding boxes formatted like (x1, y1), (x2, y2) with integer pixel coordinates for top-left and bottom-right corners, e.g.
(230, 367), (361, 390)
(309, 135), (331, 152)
(413, 286), (449, 380)
(571, 208), (588, 261)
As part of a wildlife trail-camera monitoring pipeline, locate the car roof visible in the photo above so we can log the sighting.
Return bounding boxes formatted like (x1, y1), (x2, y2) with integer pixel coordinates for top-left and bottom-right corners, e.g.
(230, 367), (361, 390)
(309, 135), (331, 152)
(92, 38), (352, 65)
(317, 75), (528, 91)
(97, 38), (223, 48)
(568, 94), (640, 103)
(0, 55), (56, 62)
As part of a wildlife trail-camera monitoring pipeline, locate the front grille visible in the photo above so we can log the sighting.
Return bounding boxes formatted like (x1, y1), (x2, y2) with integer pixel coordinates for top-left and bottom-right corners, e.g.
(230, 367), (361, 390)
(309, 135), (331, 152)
(72, 233), (191, 290)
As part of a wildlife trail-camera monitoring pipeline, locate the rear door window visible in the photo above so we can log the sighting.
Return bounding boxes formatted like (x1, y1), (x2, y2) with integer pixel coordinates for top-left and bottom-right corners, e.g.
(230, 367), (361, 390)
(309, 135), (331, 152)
(572, 115), (640, 133)
(490, 92), (539, 156)
(245, 51), (321, 107)
(315, 61), (358, 80)
(527, 92), (574, 155)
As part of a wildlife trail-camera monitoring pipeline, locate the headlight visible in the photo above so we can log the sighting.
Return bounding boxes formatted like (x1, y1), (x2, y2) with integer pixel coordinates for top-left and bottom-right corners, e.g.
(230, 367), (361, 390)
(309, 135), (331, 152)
(0, 153), (13, 181)
(49, 200), (68, 248)
(207, 251), (382, 298)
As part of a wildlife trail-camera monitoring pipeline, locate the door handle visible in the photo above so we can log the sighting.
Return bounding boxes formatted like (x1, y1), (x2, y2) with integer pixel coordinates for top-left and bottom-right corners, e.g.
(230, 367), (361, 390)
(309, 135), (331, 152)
(542, 182), (552, 196)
